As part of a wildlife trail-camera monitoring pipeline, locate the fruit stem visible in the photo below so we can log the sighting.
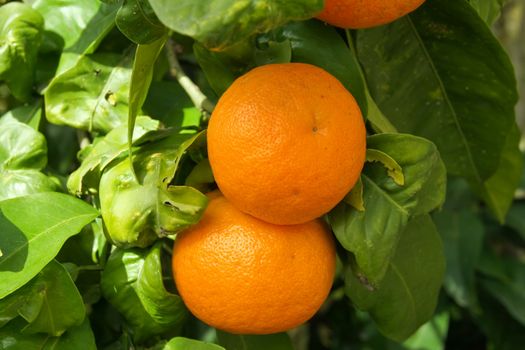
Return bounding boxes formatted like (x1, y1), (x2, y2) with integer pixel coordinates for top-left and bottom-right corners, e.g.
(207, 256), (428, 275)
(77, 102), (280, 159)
(165, 38), (215, 119)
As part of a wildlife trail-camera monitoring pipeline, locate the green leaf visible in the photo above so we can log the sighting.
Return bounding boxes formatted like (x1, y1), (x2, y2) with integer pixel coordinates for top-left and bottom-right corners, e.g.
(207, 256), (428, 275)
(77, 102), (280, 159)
(356, 0), (517, 202)
(506, 202), (525, 241)
(100, 245), (187, 342)
(0, 260), (85, 336)
(99, 132), (208, 248)
(216, 330), (294, 350)
(0, 115), (47, 171)
(45, 52), (133, 133)
(345, 215), (445, 341)
(281, 20), (367, 115)
(164, 337), (225, 350)
(0, 192), (98, 298)
(0, 317), (96, 350)
(31, 0), (120, 74)
(469, 0), (506, 24)
(329, 133), (446, 286)
(149, 0), (323, 50)
(0, 170), (61, 202)
(67, 116), (160, 196)
(127, 35), (167, 170)
(116, 0), (167, 44)
(0, 2), (43, 101)
(472, 122), (523, 223)
(365, 149), (404, 186)
(478, 250), (525, 326)
(433, 179), (484, 309)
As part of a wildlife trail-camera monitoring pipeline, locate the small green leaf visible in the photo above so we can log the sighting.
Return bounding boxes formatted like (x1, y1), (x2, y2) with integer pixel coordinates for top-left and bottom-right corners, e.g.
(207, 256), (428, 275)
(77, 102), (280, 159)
(345, 215), (445, 342)
(185, 158), (215, 193)
(127, 35), (168, 173)
(1, 102), (42, 130)
(149, 0), (323, 50)
(0, 115), (47, 171)
(164, 337), (225, 350)
(469, 0), (506, 24)
(216, 330), (294, 350)
(0, 192), (99, 298)
(116, 0), (167, 44)
(45, 52), (133, 133)
(0, 2), (43, 101)
(366, 149), (404, 186)
(343, 176), (364, 212)
(403, 311), (449, 350)
(0, 170), (61, 202)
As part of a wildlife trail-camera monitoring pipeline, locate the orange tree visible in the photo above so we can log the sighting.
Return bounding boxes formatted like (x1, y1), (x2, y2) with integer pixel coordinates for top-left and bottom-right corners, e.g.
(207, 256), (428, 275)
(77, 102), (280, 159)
(0, 0), (523, 349)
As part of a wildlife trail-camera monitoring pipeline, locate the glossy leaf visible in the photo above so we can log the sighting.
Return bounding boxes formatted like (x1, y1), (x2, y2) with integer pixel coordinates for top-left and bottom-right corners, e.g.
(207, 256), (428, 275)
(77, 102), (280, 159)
(281, 20), (367, 115)
(0, 2), (43, 101)
(345, 215), (445, 341)
(164, 337), (225, 350)
(1, 103), (42, 130)
(116, 0), (167, 44)
(67, 116), (160, 196)
(329, 133), (446, 286)
(0, 115), (47, 171)
(0, 192), (98, 298)
(0, 317), (96, 350)
(127, 35), (167, 167)
(100, 246), (187, 342)
(45, 52), (133, 133)
(149, 0), (323, 50)
(216, 330), (294, 350)
(31, 0), (119, 74)
(472, 123), (523, 222)
(99, 132), (208, 247)
(0, 260), (85, 336)
(403, 311), (449, 350)
(356, 0), (517, 214)
(0, 170), (61, 202)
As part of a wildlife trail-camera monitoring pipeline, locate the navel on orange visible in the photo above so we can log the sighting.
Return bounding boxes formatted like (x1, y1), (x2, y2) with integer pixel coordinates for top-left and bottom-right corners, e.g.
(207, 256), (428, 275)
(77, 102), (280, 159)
(171, 192), (336, 334)
(207, 63), (366, 225)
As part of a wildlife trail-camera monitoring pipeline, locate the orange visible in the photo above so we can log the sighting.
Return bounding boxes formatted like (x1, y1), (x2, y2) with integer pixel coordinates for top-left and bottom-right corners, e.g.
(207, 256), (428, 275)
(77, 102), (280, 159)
(316, 0), (426, 29)
(171, 192), (336, 334)
(207, 63), (366, 225)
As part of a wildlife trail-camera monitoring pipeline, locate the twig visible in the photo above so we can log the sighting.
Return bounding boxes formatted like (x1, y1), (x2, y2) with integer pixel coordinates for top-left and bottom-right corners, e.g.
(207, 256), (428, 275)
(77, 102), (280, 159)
(165, 38), (215, 118)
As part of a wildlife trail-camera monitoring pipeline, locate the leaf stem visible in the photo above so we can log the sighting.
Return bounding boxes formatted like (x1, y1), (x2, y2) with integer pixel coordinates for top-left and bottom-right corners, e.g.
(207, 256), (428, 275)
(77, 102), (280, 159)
(165, 38), (215, 117)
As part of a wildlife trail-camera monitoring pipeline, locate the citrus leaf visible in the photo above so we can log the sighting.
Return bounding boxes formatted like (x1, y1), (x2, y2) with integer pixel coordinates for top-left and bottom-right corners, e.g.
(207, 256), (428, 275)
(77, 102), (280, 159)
(0, 115), (47, 172)
(0, 317), (96, 350)
(356, 0), (517, 218)
(101, 246), (187, 342)
(216, 331), (294, 350)
(0, 170), (61, 202)
(468, 0), (506, 24)
(329, 133), (446, 286)
(164, 337), (225, 350)
(149, 0), (323, 50)
(1, 103), (42, 130)
(45, 52), (133, 133)
(116, 0), (167, 44)
(0, 2), (43, 101)
(127, 35), (167, 174)
(31, 0), (119, 74)
(0, 192), (98, 298)
(345, 215), (445, 342)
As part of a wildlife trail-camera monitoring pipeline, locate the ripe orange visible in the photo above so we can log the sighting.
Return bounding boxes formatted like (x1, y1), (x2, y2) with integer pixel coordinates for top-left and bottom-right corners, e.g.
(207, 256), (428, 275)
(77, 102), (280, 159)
(317, 0), (426, 29)
(171, 192), (336, 334)
(207, 63), (366, 225)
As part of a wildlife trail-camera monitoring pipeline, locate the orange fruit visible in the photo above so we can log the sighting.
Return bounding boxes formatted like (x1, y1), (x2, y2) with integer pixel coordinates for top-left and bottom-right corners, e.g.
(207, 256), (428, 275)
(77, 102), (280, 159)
(172, 192), (336, 334)
(207, 63), (366, 225)
(317, 0), (426, 29)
